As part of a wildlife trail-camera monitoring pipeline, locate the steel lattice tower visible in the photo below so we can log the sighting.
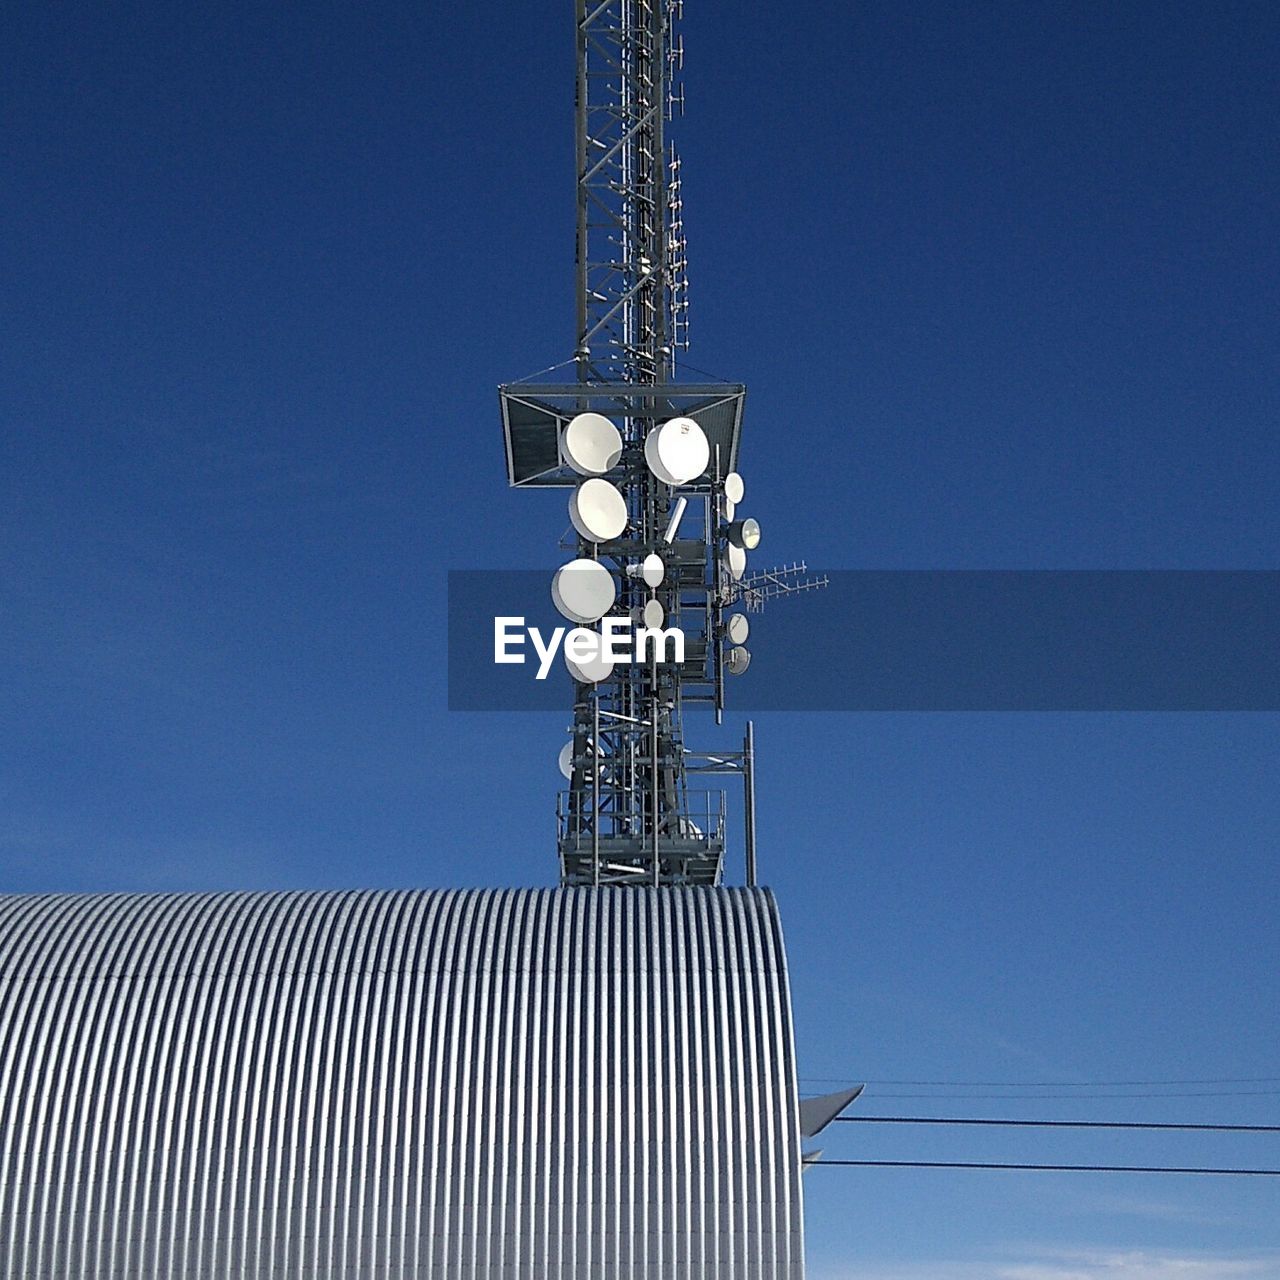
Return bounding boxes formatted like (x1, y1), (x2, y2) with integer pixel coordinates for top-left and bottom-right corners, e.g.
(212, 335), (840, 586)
(500, 0), (759, 888)
(573, 0), (685, 385)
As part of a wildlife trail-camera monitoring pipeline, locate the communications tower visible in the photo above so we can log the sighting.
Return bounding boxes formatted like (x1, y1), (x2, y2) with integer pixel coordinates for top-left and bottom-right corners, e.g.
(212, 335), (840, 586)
(500, 0), (818, 887)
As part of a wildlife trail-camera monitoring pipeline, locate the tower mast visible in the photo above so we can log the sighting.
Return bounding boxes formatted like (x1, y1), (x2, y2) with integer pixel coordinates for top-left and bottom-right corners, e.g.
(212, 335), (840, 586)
(574, 0), (682, 385)
(569, 0), (695, 886)
(501, 1), (754, 888)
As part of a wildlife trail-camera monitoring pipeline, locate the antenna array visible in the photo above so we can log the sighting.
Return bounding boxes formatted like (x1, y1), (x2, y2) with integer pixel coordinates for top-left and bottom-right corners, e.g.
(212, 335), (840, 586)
(499, 2), (820, 887)
(573, 0), (690, 382)
(731, 563), (832, 614)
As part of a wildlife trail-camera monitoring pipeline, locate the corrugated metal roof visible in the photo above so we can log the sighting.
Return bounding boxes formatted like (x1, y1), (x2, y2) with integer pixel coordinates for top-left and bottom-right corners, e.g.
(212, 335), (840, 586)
(0, 886), (804, 1278)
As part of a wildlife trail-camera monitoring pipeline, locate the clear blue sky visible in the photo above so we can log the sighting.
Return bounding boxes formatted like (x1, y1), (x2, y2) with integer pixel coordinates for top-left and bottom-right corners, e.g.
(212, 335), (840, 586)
(3, 3), (1278, 1277)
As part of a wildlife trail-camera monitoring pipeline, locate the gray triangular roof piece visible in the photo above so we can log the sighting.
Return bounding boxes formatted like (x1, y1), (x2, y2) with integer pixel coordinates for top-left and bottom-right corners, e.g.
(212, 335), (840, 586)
(799, 1084), (864, 1138)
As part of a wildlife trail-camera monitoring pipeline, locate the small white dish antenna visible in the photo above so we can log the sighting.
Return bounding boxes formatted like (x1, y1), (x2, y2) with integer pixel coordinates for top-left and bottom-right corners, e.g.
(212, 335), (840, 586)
(643, 427), (667, 482)
(641, 598), (665, 629)
(552, 559), (616, 624)
(726, 613), (749, 645)
(625, 553), (665, 588)
(644, 416), (709, 485)
(726, 645), (751, 675)
(568, 477), (628, 542)
(726, 543), (747, 581)
(565, 647), (615, 684)
(725, 517), (762, 550)
(724, 472), (745, 504)
(558, 737), (599, 779)
(562, 412), (623, 476)
(722, 496), (736, 523)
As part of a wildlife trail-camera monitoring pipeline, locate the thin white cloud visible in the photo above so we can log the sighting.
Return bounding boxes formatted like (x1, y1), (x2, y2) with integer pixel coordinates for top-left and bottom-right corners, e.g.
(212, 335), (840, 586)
(1069, 1192), (1241, 1228)
(998, 1248), (1278, 1280)
(810, 1262), (988, 1280)
(813, 1247), (1280, 1280)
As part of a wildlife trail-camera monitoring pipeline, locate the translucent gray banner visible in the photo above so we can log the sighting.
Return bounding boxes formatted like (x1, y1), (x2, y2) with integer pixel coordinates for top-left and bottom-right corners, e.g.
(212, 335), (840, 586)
(447, 570), (1280, 711)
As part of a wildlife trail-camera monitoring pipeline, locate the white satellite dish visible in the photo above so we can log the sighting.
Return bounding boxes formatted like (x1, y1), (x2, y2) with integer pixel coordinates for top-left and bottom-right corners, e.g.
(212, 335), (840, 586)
(726, 543), (747, 581)
(724, 471), (745, 504)
(726, 645), (751, 675)
(625, 553), (665, 589)
(725, 517), (762, 550)
(562, 412), (623, 476)
(558, 736), (599, 780)
(568, 478), (627, 542)
(641, 553), (664, 587)
(643, 427), (667, 482)
(552, 559), (616, 624)
(722, 496), (736, 523)
(565, 646), (615, 684)
(644, 416), (709, 485)
(641, 598), (665, 629)
(726, 613), (749, 645)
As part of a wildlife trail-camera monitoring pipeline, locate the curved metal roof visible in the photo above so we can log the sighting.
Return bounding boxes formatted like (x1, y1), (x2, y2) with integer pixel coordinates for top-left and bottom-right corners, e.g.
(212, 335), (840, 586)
(0, 886), (804, 1277)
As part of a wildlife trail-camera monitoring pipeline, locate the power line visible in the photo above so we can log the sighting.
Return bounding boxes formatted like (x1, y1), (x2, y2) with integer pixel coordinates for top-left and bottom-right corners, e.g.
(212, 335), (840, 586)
(799, 1076), (1280, 1087)
(813, 1160), (1280, 1176)
(863, 1090), (1280, 1100)
(836, 1116), (1280, 1133)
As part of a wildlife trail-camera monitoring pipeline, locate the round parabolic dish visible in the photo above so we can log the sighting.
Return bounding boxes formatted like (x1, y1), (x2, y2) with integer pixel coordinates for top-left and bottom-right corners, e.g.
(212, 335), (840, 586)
(644, 417), (709, 485)
(643, 429), (669, 483)
(552, 559), (616, 624)
(726, 613), (750, 645)
(724, 471), (745, 504)
(641, 553), (664, 588)
(568, 478), (628, 542)
(562, 413), (623, 476)
(558, 736), (598, 779)
(642, 598), (665, 629)
(732, 517), (762, 550)
(726, 645), (751, 675)
(727, 544), (747, 582)
(565, 647), (615, 684)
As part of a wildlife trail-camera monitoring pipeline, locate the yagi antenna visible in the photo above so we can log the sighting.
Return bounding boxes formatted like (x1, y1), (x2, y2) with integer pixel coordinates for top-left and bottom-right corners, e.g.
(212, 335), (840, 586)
(730, 562), (831, 614)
